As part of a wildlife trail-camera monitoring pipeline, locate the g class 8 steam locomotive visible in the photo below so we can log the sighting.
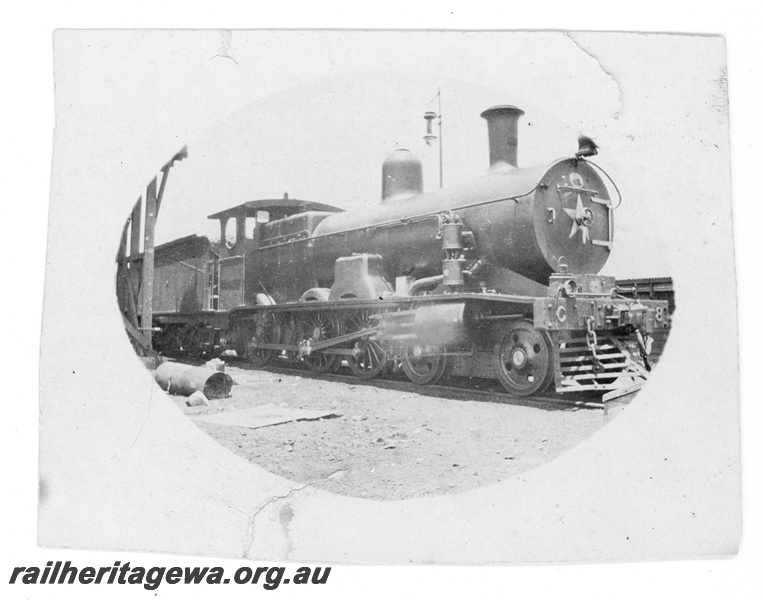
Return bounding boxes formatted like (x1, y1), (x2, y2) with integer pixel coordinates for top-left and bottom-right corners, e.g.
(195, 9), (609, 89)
(131, 105), (669, 397)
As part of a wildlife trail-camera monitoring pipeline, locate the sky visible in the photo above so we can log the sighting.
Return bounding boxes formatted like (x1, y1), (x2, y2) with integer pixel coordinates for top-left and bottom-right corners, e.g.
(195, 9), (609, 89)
(133, 31), (729, 280)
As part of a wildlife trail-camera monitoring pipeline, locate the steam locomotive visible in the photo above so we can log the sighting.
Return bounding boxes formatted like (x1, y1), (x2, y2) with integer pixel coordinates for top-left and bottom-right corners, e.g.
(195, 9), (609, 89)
(129, 105), (669, 397)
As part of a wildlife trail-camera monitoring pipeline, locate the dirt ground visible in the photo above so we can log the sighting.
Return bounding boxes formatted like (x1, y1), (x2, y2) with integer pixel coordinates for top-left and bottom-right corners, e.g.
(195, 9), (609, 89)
(175, 363), (613, 501)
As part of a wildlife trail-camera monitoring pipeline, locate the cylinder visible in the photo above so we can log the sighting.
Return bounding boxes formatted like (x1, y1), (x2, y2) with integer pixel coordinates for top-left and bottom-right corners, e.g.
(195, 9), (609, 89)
(480, 105), (524, 168)
(154, 362), (233, 399)
(413, 303), (468, 345)
(381, 149), (423, 202)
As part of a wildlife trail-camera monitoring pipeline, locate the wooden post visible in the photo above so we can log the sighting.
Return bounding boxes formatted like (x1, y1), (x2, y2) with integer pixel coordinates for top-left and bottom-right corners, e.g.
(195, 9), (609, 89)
(118, 145), (187, 355)
(118, 220), (128, 263)
(130, 197), (142, 258)
(140, 178), (158, 347)
(156, 164), (171, 213)
(128, 196), (144, 322)
(116, 220), (129, 312)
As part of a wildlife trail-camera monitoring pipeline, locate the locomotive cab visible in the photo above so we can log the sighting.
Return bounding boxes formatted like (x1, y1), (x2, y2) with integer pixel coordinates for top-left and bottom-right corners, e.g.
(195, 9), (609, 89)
(207, 195), (344, 310)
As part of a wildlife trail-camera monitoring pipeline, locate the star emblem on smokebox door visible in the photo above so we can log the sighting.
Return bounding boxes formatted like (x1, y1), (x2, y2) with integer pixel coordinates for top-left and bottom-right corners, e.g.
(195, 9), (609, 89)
(563, 193), (595, 244)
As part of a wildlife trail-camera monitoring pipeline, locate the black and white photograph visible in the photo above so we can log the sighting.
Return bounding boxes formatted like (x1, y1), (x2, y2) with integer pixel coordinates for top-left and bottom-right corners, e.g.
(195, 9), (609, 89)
(115, 61), (673, 501)
(38, 29), (738, 563)
(5, 10), (762, 599)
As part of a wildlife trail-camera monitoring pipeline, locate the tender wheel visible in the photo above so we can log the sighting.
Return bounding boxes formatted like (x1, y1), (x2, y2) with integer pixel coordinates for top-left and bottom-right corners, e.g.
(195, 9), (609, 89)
(494, 320), (554, 396)
(233, 325), (247, 359)
(300, 311), (341, 373)
(244, 312), (279, 368)
(344, 311), (388, 379)
(401, 344), (449, 385)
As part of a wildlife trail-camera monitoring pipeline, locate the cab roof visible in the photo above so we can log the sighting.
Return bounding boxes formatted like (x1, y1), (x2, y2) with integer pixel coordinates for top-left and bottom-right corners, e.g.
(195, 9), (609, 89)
(207, 198), (344, 221)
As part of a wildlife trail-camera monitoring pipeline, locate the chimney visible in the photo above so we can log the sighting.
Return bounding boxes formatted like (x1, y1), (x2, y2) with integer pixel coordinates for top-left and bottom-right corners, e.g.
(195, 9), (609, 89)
(480, 105), (524, 168)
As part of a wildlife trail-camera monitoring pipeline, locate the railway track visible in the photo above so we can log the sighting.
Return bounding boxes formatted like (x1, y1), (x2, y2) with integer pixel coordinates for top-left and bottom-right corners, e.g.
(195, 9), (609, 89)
(225, 356), (608, 410)
(166, 329), (672, 410)
(164, 327), (672, 411)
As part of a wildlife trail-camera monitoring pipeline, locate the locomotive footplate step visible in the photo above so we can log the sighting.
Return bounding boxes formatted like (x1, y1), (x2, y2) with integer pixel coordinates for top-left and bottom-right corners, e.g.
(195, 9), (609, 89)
(553, 334), (649, 393)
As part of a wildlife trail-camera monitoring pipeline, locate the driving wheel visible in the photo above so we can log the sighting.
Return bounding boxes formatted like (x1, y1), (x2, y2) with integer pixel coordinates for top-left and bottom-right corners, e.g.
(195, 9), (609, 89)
(300, 311), (342, 373)
(344, 311), (388, 379)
